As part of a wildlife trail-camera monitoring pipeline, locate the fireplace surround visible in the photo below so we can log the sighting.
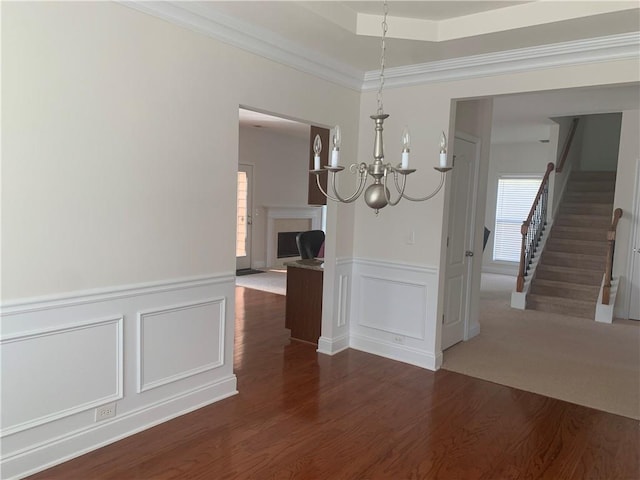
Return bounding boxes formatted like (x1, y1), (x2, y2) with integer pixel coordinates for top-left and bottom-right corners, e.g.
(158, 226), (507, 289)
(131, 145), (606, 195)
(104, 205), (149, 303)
(266, 206), (323, 267)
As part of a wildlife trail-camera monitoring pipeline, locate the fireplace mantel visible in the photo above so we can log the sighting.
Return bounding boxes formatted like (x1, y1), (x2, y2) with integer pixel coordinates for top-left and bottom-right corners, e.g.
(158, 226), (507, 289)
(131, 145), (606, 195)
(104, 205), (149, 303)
(266, 206), (323, 267)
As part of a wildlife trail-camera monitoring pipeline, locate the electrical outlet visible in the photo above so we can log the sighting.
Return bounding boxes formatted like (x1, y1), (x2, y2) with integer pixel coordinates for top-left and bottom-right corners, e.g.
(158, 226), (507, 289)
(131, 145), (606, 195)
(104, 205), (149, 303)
(393, 335), (404, 344)
(95, 403), (116, 422)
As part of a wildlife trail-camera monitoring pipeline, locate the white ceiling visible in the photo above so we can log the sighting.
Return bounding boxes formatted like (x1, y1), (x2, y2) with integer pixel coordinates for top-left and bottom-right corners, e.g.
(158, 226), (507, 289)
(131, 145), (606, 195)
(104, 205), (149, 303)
(239, 108), (311, 139)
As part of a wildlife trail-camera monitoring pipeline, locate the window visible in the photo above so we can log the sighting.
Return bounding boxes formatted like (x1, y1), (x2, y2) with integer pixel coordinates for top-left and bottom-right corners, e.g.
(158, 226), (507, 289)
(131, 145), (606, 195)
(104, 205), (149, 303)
(493, 176), (542, 262)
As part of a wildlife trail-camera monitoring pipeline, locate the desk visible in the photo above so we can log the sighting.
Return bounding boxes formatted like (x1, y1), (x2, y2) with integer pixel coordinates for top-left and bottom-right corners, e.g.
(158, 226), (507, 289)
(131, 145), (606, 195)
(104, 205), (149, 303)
(285, 260), (323, 344)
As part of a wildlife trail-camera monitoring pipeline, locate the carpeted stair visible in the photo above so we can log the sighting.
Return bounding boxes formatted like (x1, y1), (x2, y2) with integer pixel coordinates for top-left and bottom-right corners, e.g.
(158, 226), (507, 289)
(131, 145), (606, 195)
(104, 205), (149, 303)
(527, 171), (615, 319)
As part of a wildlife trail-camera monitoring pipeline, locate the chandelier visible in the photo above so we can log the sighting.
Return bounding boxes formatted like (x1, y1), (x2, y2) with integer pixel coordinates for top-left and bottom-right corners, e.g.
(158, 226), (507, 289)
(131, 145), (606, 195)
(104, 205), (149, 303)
(310, 0), (453, 214)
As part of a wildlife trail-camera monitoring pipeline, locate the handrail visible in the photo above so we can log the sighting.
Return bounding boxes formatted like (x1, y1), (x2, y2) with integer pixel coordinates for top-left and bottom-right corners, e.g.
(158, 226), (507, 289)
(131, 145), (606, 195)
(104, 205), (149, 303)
(555, 117), (579, 173)
(516, 162), (555, 292)
(602, 208), (623, 305)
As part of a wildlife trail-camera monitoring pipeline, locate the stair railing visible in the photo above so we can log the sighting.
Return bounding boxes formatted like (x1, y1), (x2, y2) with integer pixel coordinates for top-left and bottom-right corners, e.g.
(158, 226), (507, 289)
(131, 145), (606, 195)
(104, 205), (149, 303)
(602, 208), (623, 305)
(516, 162), (555, 292)
(555, 117), (579, 173)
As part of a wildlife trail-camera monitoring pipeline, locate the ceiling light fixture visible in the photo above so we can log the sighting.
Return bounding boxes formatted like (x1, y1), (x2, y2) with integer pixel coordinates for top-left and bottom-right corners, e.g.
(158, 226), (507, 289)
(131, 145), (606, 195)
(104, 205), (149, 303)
(310, 0), (453, 214)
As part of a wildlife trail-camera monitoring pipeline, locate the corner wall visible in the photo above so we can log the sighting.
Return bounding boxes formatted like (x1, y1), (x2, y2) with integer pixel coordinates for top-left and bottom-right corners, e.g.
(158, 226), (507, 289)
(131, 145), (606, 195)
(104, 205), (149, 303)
(1, 3), (360, 478)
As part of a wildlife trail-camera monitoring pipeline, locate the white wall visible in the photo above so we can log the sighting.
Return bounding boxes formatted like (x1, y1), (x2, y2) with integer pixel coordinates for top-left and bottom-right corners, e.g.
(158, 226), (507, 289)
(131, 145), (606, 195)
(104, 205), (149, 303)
(550, 115), (584, 217)
(1, 3), (360, 478)
(482, 141), (554, 274)
(580, 113), (623, 171)
(350, 59), (638, 368)
(2, 2), (360, 301)
(613, 110), (640, 319)
(238, 125), (311, 268)
(2, 1), (639, 476)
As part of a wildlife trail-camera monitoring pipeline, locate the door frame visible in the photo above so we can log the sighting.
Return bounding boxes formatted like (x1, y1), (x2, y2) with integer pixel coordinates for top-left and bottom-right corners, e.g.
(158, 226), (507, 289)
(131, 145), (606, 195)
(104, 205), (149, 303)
(236, 163), (254, 271)
(441, 131), (482, 349)
(625, 157), (640, 319)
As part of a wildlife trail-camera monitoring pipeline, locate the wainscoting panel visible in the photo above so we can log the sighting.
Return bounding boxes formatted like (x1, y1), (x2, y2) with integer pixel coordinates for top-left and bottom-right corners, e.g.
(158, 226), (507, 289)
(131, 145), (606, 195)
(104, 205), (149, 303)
(0, 274), (237, 480)
(358, 275), (427, 340)
(337, 274), (350, 328)
(348, 259), (440, 370)
(1, 317), (123, 437)
(138, 299), (225, 393)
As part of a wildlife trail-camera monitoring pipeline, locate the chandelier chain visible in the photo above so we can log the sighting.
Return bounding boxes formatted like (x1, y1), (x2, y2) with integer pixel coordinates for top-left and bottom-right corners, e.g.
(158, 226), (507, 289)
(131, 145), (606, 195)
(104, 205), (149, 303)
(376, 0), (388, 115)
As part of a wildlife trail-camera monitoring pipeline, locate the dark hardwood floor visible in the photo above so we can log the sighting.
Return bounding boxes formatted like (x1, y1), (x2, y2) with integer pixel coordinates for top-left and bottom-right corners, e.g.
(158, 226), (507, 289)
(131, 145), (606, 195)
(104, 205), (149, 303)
(29, 287), (639, 479)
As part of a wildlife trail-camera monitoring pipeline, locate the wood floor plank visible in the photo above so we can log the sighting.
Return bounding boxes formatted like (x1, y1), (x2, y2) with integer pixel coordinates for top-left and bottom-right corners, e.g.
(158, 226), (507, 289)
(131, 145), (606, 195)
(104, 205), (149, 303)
(27, 287), (639, 480)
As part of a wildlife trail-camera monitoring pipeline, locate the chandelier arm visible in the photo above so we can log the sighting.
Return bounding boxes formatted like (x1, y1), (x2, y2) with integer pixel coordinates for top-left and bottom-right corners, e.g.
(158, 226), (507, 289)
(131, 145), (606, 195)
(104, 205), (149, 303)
(314, 173), (343, 203)
(397, 170), (446, 202)
(329, 165), (369, 203)
(382, 168), (406, 207)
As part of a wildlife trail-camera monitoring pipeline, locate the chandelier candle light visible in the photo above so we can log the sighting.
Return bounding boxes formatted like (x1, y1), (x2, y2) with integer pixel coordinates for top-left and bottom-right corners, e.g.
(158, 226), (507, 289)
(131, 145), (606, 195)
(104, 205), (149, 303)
(310, 0), (453, 214)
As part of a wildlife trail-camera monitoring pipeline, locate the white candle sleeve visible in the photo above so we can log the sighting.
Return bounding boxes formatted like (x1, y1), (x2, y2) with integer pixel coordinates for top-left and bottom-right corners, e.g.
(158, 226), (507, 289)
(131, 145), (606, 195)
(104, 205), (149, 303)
(439, 152), (447, 167)
(401, 151), (409, 169)
(331, 150), (339, 168)
(314, 154), (320, 170)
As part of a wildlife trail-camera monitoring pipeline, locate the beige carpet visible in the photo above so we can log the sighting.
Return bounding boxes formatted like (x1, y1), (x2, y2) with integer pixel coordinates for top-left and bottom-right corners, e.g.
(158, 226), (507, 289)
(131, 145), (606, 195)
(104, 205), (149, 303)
(235, 268), (286, 295)
(443, 274), (640, 419)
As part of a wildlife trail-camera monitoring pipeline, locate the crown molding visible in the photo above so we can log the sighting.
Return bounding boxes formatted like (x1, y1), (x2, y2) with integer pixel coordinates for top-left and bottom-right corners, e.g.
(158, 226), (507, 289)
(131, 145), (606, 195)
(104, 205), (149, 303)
(119, 1), (365, 91)
(362, 32), (640, 90)
(120, 2), (638, 92)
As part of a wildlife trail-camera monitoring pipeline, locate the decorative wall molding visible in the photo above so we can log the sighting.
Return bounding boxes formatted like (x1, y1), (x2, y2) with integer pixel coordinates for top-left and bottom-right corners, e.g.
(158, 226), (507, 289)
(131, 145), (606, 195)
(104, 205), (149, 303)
(0, 273), (235, 318)
(137, 298), (226, 393)
(357, 274), (428, 340)
(1, 317), (124, 437)
(119, 1), (638, 91)
(1, 275), (236, 480)
(362, 32), (640, 90)
(119, 1), (364, 91)
(337, 274), (349, 328)
(348, 258), (440, 370)
(351, 257), (439, 275)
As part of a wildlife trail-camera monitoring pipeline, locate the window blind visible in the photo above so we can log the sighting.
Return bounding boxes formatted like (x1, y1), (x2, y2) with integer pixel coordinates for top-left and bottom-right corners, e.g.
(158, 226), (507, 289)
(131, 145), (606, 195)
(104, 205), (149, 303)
(493, 177), (543, 262)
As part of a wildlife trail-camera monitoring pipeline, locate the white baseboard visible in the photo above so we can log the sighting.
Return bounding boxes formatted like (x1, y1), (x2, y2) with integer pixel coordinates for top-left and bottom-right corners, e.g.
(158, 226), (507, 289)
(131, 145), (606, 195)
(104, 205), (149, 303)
(3, 377), (237, 480)
(350, 333), (439, 370)
(317, 334), (349, 355)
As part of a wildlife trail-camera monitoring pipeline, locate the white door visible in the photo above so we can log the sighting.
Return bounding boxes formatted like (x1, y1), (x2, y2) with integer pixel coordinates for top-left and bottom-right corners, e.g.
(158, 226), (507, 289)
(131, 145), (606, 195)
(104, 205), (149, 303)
(236, 164), (253, 271)
(442, 135), (480, 350)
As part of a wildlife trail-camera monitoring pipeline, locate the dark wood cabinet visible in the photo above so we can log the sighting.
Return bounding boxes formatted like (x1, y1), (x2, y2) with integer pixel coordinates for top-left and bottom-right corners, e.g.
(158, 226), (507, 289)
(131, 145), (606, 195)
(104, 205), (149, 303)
(285, 264), (323, 344)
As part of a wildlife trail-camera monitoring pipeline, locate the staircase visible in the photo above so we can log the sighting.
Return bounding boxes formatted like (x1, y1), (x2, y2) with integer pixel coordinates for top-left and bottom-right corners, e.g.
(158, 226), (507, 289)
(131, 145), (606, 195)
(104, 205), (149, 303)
(527, 171), (616, 319)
